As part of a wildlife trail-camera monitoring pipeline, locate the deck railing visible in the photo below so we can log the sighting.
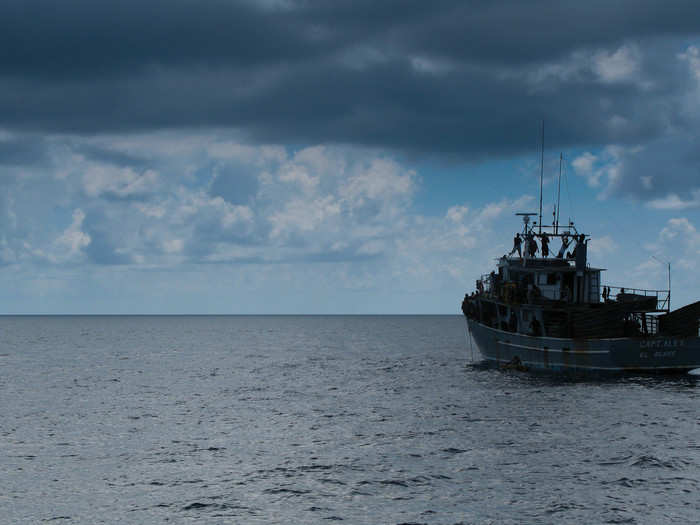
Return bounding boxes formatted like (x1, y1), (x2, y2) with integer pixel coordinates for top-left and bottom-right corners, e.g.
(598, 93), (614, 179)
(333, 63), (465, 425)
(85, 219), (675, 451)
(603, 285), (670, 312)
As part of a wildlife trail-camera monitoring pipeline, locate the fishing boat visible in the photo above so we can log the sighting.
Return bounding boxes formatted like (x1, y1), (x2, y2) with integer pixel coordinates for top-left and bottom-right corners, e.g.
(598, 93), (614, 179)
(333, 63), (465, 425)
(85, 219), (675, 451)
(461, 211), (700, 374)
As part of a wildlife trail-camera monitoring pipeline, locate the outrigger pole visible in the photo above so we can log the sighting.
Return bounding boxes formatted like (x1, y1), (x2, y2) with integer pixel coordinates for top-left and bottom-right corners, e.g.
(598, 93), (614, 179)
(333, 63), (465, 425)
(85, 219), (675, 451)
(538, 120), (544, 235)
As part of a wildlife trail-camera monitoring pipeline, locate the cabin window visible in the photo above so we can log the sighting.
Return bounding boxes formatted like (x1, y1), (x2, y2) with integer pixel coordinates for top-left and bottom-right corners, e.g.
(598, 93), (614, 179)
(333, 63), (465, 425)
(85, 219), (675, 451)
(522, 310), (531, 321)
(538, 274), (547, 285)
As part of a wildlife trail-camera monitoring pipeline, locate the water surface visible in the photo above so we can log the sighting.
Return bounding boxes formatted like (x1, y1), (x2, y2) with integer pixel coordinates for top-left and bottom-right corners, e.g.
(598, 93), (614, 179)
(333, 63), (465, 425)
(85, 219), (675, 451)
(2, 315), (698, 524)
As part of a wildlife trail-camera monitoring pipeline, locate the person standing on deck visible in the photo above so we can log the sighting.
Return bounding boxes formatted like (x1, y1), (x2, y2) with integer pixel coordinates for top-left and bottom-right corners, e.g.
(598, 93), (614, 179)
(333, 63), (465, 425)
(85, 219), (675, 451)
(523, 233), (531, 265)
(557, 234), (570, 259)
(541, 232), (550, 257)
(509, 233), (522, 257)
(528, 233), (538, 257)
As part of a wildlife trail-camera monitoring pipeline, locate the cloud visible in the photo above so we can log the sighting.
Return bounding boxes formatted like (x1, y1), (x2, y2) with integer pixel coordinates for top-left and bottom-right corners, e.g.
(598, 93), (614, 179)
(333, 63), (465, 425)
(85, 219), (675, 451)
(0, 2), (698, 164)
(623, 217), (700, 304)
(660, 217), (698, 241)
(82, 166), (159, 199)
(588, 234), (618, 256)
(592, 44), (642, 84)
(53, 208), (91, 262)
(579, 132), (700, 202)
(446, 205), (469, 223)
(0, 129), (535, 299)
(647, 190), (700, 210)
(572, 152), (597, 180)
(0, 134), (49, 166)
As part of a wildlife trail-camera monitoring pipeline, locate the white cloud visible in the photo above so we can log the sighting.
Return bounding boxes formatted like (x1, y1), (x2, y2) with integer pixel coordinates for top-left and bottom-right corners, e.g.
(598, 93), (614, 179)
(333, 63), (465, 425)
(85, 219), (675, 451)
(572, 152), (596, 176)
(269, 196), (341, 238)
(83, 166), (159, 198)
(587, 234), (617, 257)
(660, 217), (697, 240)
(53, 208), (91, 261)
(207, 141), (286, 164)
(135, 203), (167, 218)
(527, 43), (648, 91)
(626, 217), (700, 304)
(678, 45), (700, 83)
(593, 45), (641, 84)
(446, 205), (469, 223)
(571, 145), (646, 197)
(278, 163), (320, 191)
(0, 132), (577, 310)
(341, 158), (415, 205)
(647, 190), (700, 210)
(163, 239), (184, 254)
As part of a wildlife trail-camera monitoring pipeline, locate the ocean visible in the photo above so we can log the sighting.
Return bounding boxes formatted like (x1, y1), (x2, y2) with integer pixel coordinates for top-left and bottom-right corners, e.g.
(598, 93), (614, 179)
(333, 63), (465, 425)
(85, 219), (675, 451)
(2, 315), (698, 524)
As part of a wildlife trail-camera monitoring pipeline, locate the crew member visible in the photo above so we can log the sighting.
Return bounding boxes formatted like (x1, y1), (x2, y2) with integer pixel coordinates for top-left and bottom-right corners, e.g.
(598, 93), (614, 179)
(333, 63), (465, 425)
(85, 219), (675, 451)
(528, 234), (538, 257)
(529, 317), (542, 336)
(509, 233), (522, 257)
(557, 234), (570, 259)
(541, 232), (550, 257)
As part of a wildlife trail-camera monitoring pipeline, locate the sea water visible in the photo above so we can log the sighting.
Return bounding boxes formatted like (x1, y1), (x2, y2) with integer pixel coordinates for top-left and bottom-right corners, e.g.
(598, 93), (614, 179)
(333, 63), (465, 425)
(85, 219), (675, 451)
(1, 315), (698, 524)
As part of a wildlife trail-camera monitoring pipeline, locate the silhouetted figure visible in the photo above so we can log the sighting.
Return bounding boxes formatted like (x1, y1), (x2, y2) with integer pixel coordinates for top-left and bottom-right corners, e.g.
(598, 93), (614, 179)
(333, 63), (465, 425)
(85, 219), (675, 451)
(557, 234), (570, 259)
(529, 317), (542, 336)
(540, 232), (550, 257)
(527, 234), (538, 257)
(510, 233), (522, 257)
(570, 233), (585, 259)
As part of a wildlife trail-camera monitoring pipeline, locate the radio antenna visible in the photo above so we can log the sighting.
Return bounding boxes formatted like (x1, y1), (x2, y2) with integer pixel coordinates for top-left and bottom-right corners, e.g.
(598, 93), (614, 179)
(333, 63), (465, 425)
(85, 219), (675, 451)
(538, 120), (544, 235)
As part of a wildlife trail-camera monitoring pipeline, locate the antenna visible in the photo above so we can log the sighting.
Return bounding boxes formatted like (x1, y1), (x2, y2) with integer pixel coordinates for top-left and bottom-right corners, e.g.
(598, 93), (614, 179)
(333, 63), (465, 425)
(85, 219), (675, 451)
(556, 152), (562, 234)
(538, 120), (544, 234)
(651, 255), (671, 312)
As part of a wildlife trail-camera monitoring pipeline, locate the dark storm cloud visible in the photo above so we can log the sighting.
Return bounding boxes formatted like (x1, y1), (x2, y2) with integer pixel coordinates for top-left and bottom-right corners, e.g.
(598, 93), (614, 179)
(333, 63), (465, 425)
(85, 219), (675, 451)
(5, 0), (694, 73)
(73, 144), (151, 169)
(0, 0), (324, 76)
(2, 0), (700, 159)
(607, 135), (700, 201)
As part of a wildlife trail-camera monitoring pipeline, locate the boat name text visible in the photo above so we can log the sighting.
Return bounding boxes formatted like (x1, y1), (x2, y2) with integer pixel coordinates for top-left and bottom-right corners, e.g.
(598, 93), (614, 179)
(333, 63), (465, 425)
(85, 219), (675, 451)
(639, 350), (676, 359)
(639, 339), (685, 349)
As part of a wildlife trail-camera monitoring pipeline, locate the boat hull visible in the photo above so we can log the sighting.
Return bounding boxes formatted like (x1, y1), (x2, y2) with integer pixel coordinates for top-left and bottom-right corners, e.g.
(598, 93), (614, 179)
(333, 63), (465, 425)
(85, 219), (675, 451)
(466, 318), (700, 373)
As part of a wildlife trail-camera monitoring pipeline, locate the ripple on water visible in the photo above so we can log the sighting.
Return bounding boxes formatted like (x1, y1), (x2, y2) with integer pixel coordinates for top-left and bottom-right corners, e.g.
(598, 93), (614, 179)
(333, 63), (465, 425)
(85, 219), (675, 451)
(2, 315), (699, 524)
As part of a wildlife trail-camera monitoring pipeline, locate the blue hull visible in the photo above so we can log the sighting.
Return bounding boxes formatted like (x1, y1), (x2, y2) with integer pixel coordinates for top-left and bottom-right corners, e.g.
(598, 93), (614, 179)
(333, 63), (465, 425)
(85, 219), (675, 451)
(467, 318), (700, 373)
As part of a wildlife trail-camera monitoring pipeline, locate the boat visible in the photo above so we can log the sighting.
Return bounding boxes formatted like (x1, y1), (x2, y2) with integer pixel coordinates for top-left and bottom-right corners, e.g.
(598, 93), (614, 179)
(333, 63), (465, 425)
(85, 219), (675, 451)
(461, 212), (700, 374)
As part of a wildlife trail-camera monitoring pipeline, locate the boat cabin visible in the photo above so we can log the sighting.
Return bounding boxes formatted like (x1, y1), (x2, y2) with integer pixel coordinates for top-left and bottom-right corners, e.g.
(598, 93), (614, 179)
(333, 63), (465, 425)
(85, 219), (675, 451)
(496, 257), (603, 305)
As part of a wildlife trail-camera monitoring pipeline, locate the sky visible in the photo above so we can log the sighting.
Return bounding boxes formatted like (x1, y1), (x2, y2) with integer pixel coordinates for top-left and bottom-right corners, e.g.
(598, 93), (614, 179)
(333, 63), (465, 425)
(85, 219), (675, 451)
(2, 0), (700, 314)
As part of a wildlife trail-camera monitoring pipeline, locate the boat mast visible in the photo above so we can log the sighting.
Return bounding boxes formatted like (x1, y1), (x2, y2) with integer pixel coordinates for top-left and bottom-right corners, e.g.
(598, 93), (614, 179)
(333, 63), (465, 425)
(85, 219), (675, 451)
(556, 152), (562, 234)
(668, 261), (671, 312)
(538, 120), (544, 235)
